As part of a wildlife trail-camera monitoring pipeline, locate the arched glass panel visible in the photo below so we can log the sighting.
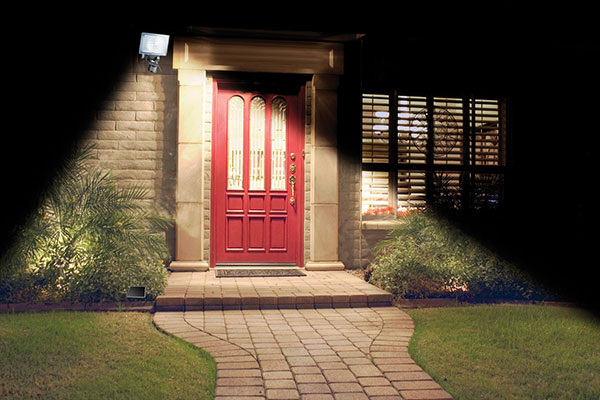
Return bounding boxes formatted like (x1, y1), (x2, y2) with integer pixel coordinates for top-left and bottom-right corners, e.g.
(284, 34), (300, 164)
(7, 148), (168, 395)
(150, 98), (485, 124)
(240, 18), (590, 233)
(249, 97), (266, 190)
(227, 96), (244, 190)
(271, 97), (287, 190)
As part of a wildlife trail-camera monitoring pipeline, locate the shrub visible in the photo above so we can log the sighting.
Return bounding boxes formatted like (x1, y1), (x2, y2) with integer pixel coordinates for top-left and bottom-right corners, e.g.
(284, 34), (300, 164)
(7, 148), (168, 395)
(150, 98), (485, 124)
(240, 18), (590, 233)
(0, 145), (172, 303)
(367, 209), (551, 300)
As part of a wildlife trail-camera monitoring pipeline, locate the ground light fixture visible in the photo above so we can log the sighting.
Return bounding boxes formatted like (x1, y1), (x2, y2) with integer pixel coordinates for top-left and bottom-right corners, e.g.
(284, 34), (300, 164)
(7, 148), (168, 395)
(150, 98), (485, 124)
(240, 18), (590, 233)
(126, 286), (147, 300)
(139, 32), (169, 73)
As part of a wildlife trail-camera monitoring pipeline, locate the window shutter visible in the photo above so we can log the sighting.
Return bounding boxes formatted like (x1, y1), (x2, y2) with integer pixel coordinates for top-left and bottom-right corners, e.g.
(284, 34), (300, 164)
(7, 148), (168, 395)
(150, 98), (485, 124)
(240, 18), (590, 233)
(361, 93), (505, 214)
(472, 99), (501, 166)
(432, 97), (465, 165)
(397, 170), (426, 210)
(398, 95), (427, 165)
(362, 94), (390, 164)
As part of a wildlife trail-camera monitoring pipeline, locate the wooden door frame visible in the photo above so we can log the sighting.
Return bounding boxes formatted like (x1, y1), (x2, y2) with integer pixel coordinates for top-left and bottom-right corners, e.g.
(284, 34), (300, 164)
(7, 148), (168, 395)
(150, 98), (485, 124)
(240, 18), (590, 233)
(210, 74), (306, 268)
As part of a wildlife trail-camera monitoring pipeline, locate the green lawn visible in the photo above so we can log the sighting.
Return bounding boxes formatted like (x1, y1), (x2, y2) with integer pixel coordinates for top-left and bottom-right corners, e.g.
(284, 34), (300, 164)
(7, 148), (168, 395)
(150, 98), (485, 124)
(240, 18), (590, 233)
(0, 311), (216, 400)
(406, 304), (600, 400)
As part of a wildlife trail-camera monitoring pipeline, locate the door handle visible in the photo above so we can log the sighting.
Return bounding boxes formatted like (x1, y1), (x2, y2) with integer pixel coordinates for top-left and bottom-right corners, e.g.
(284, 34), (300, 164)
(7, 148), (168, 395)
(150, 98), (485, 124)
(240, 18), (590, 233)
(289, 175), (296, 206)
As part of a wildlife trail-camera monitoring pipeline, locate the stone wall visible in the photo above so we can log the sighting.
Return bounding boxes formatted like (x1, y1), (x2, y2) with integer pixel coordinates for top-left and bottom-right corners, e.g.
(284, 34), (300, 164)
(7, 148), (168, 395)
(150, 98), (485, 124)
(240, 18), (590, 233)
(80, 52), (178, 255)
(360, 223), (397, 267)
(338, 149), (362, 269)
(202, 75), (213, 262)
(304, 81), (312, 265)
(77, 50), (359, 268)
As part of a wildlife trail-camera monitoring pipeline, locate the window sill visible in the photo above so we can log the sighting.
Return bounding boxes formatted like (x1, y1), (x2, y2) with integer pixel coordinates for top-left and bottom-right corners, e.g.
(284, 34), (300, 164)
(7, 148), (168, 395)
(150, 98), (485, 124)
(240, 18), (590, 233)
(361, 219), (401, 231)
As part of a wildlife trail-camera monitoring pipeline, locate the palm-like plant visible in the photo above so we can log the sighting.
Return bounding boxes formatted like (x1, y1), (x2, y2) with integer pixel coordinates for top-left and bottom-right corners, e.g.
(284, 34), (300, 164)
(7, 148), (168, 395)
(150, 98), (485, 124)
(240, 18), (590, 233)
(1, 144), (171, 302)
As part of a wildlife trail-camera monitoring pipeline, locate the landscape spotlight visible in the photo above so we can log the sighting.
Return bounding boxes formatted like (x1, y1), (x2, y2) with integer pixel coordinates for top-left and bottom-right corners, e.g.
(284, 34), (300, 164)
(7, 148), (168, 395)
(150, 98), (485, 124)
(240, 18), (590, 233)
(139, 32), (169, 73)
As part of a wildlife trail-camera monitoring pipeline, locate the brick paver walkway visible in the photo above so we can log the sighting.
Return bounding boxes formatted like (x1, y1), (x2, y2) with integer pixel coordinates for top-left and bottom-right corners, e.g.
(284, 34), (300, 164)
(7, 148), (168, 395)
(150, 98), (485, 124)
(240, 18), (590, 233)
(156, 271), (393, 311)
(154, 306), (453, 400)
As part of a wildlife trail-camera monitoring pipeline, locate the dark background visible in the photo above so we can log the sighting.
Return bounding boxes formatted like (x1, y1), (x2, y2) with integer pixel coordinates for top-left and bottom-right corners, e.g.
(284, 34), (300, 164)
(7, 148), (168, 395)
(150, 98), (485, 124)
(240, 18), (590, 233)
(4, 4), (598, 314)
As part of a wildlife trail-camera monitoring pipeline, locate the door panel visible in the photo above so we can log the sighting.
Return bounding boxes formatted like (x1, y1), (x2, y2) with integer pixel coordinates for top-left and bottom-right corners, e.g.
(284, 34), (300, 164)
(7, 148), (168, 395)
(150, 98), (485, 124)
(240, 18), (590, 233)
(226, 216), (244, 251)
(212, 81), (304, 267)
(269, 217), (287, 251)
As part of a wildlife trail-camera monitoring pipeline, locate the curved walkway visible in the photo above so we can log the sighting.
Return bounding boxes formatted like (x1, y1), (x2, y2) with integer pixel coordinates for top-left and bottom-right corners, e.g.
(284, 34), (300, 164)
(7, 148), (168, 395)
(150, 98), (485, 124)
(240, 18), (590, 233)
(154, 306), (453, 400)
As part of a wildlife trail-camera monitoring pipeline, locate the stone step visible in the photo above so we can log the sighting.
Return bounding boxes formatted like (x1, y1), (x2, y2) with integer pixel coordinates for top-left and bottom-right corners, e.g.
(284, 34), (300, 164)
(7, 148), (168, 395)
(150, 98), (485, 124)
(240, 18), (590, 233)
(155, 292), (393, 312)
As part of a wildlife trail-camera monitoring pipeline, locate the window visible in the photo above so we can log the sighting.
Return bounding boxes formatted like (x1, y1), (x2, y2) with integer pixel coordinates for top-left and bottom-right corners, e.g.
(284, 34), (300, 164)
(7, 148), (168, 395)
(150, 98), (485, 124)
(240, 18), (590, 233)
(362, 92), (506, 216)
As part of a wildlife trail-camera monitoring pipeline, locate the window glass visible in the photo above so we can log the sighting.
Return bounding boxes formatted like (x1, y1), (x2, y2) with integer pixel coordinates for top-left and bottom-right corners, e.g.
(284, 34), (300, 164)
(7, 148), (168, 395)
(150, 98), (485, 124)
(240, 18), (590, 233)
(249, 97), (266, 190)
(271, 97), (287, 191)
(227, 96), (244, 190)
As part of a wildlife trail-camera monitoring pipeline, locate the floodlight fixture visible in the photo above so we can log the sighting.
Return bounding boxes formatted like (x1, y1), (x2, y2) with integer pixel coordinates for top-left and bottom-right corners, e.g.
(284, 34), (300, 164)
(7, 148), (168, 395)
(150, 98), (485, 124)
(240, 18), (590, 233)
(139, 32), (170, 73)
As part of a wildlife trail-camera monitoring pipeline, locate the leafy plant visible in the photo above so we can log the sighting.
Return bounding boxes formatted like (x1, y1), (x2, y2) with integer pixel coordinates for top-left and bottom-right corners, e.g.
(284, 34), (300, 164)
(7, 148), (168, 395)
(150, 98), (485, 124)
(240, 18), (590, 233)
(367, 209), (551, 300)
(0, 144), (172, 303)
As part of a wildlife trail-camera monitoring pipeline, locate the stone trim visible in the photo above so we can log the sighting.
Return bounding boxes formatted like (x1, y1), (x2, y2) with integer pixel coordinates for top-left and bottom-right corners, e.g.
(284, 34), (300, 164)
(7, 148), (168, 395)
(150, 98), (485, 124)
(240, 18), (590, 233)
(171, 37), (346, 269)
(308, 75), (344, 268)
(305, 261), (345, 271)
(170, 260), (209, 272)
(173, 36), (344, 75)
(174, 69), (209, 265)
(362, 220), (401, 231)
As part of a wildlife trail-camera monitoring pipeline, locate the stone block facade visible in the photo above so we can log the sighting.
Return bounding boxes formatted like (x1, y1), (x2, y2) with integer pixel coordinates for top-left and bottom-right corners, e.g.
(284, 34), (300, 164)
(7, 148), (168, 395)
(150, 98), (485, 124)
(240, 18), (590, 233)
(80, 53), (179, 255)
(79, 40), (386, 270)
(338, 148), (362, 269)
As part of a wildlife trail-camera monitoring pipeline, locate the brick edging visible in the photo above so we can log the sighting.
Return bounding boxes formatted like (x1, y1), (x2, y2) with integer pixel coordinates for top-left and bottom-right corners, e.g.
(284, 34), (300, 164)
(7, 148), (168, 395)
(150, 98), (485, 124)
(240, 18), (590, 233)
(0, 301), (155, 313)
(1, 298), (574, 313)
(394, 298), (575, 308)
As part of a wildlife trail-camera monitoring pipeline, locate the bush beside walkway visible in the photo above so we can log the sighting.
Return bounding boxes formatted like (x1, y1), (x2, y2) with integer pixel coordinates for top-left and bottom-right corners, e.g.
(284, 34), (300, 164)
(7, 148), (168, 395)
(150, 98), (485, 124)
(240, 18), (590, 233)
(367, 210), (555, 302)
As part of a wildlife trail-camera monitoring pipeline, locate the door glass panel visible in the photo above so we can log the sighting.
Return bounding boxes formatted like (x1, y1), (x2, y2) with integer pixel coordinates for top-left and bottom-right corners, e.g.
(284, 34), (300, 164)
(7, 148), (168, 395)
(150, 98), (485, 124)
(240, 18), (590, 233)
(249, 97), (266, 190)
(271, 97), (287, 190)
(227, 96), (244, 190)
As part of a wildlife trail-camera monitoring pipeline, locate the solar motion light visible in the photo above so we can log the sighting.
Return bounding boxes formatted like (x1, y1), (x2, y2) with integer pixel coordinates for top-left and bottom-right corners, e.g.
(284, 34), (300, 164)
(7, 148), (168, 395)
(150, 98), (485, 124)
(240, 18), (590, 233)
(139, 32), (169, 73)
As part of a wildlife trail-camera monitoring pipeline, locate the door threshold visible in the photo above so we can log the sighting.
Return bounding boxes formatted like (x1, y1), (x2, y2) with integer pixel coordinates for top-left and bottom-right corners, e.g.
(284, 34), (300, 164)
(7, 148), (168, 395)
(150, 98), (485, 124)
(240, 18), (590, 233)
(216, 263), (299, 269)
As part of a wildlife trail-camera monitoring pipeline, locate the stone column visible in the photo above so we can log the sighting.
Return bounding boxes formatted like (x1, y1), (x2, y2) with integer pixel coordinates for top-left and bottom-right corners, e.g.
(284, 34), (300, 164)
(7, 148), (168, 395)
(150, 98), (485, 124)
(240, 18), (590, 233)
(170, 69), (209, 271)
(305, 75), (345, 271)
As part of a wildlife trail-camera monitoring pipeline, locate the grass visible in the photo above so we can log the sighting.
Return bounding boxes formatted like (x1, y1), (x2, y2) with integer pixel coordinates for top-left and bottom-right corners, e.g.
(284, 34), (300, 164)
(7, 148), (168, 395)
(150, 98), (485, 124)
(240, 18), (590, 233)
(406, 304), (600, 400)
(0, 311), (216, 399)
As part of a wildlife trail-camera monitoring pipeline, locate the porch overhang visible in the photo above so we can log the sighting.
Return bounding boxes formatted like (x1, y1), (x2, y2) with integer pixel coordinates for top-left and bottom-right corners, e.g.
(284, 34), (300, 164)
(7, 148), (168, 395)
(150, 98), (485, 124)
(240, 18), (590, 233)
(173, 34), (345, 75)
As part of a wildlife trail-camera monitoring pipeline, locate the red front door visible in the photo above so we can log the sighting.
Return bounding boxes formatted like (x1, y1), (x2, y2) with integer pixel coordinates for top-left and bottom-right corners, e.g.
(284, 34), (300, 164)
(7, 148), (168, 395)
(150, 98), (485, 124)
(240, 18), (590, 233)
(211, 80), (304, 267)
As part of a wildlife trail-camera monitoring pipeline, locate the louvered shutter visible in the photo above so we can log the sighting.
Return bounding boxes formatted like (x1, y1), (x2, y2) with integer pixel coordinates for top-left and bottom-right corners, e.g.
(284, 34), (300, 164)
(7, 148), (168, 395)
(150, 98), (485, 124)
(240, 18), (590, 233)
(472, 99), (502, 166)
(362, 94), (390, 164)
(362, 93), (505, 214)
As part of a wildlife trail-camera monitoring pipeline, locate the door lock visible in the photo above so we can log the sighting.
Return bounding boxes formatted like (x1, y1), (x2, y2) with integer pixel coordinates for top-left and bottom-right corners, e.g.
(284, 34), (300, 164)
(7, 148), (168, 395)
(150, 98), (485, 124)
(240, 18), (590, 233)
(289, 175), (296, 206)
